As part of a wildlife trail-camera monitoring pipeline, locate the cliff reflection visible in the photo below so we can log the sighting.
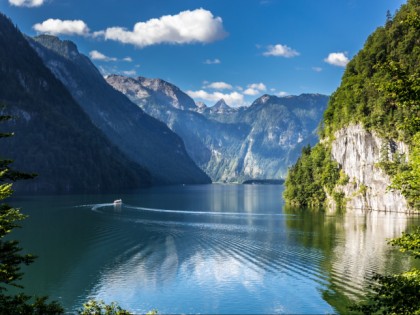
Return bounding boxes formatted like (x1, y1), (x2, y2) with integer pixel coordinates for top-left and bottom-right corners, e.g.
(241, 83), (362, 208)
(285, 206), (419, 313)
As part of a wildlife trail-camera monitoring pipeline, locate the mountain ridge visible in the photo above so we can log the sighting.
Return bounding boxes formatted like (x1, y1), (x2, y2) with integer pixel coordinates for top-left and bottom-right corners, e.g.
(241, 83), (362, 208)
(30, 35), (211, 185)
(0, 13), (151, 193)
(106, 74), (329, 182)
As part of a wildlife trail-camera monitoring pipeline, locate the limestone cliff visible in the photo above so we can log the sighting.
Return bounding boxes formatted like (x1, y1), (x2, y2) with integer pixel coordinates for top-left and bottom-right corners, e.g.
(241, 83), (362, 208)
(284, 1), (419, 212)
(327, 124), (409, 212)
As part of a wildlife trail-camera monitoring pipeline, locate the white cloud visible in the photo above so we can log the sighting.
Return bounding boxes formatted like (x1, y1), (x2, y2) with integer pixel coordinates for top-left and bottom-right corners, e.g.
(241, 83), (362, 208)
(312, 67), (323, 72)
(204, 58), (221, 64)
(122, 70), (137, 76)
(123, 57), (133, 62)
(187, 90), (244, 107)
(89, 50), (117, 62)
(33, 19), (90, 36)
(100, 8), (227, 48)
(248, 83), (267, 91)
(205, 82), (233, 90)
(263, 44), (299, 58)
(9, 0), (44, 7)
(324, 52), (349, 67)
(244, 83), (267, 95)
(277, 91), (288, 97)
(244, 88), (259, 96)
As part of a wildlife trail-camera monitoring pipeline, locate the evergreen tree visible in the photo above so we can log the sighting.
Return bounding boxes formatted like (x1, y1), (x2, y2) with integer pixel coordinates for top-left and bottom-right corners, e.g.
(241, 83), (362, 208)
(0, 112), (64, 314)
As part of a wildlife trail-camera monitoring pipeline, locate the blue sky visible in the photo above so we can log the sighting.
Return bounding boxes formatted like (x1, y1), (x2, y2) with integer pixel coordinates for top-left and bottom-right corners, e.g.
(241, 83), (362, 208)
(1, 0), (406, 106)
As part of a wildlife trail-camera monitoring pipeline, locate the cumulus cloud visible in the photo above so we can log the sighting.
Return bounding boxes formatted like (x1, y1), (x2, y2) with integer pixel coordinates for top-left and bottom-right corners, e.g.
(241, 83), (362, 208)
(263, 44), (299, 58)
(204, 58), (221, 64)
(123, 57), (133, 62)
(205, 82), (233, 90)
(277, 91), (289, 97)
(248, 83), (266, 91)
(33, 19), (90, 36)
(89, 50), (117, 62)
(187, 90), (244, 107)
(9, 0), (44, 7)
(244, 82), (267, 95)
(243, 88), (259, 96)
(99, 8), (227, 48)
(324, 52), (349, 67)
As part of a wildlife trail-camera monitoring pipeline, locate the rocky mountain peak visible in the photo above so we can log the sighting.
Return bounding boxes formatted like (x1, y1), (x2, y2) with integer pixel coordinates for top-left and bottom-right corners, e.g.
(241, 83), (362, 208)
(251, 94), (273, 107)
(106, 75), (197, 111)
(195, 101), (208, 109)
(32, 35), (80, 60)
(210, 98), (235, 114)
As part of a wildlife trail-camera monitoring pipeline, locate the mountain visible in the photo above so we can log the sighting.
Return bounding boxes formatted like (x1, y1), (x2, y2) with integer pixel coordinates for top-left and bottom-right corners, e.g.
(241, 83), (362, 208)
(284, 0), (419, 212)
(29, 35), (210, 185)
(209, 99), (235, 114)
(106, 75), (328, 182)
(0, 13), (150, 193)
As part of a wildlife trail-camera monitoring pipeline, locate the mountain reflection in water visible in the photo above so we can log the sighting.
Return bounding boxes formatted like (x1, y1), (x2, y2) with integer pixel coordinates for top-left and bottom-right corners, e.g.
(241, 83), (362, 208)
(12, 184), (420, 314)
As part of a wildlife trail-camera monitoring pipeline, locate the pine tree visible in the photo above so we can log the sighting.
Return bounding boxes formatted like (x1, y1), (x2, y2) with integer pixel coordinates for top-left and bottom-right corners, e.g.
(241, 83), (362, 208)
(0, 111), (64, 314)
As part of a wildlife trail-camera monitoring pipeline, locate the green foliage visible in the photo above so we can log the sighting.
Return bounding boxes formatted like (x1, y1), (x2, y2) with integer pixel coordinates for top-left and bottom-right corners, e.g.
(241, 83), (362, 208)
(351, 270), (420, 315)
(0, 294), (63, 315)
(351, 226), (420, 314)
(288, 1), (420, 210)
(78, 300), (132, 315)
(321, 0), (420, 141)
(283, 143), (341, 208)
(388, 133), (420, 210)
(78, 300), (158, 315)
(389, 226), (420, 259)
(0, 113), (64, 314)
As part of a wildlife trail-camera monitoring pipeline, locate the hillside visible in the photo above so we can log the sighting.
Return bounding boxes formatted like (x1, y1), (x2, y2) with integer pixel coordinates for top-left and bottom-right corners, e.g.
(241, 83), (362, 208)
(284, 0), (420, 211)
(29, 35), (210, 185)
(106, 75), (328, 182)
(0, 13), (151, 193)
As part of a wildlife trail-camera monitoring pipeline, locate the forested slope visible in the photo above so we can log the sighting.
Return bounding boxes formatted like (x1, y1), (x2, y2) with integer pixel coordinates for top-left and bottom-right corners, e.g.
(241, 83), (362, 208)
(284, 0), (420, 211)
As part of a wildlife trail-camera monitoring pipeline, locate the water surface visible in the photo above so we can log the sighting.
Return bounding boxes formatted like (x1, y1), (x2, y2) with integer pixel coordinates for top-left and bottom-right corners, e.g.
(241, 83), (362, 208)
(11, 184), (420, 314)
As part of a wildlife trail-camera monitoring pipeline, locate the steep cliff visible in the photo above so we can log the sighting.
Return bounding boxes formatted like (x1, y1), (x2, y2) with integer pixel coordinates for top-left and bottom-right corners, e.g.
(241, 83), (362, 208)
(328, 124), (409, 212)
(29, 35), (211, 185)
(0, 14), (151, 192)
(284, 0), (419, 212)
(106, 75), (328, 182)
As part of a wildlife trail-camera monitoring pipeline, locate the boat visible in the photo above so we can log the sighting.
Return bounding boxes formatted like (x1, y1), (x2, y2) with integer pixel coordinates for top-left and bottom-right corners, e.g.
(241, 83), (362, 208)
(113, 199), (122, 205)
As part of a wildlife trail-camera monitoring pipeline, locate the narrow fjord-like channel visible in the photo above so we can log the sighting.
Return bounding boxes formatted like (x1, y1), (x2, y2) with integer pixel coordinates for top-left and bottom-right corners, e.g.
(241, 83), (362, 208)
(12, 184), (420, 314)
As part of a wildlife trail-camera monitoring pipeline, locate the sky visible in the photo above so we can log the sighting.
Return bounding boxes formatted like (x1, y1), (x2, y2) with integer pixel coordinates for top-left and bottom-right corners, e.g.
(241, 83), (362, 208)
(0, 0), (406, 107)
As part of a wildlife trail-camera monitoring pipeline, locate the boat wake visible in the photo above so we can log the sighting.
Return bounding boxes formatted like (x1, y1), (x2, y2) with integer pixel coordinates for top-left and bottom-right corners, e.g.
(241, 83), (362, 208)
(88, 203), (290, 217)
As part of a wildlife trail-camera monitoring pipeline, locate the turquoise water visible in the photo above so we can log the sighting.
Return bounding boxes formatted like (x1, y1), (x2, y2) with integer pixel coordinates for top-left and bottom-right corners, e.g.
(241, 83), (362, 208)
(10, 184), (420, 314)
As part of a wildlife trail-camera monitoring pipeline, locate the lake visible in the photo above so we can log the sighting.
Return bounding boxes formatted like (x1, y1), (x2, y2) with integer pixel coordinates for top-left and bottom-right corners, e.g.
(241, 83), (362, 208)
(10, 184), (420, 314)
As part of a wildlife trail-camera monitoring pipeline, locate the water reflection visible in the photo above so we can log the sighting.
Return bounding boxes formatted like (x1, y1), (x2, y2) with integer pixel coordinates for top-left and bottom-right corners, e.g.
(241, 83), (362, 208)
(11, 185), (420, 314)
(284, 206), (420, 313)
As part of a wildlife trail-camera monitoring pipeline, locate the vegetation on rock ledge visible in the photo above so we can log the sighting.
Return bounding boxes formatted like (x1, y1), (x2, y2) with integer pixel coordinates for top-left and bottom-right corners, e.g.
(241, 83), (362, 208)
(284, 0), (420, 210)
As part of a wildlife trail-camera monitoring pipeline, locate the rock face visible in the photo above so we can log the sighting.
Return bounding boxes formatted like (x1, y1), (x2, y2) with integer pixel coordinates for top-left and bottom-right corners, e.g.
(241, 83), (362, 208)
(29, 35), (210, 185)
(329, 124), (409, 212)
(0, 14), (151, 193)
(107, 74), (329, 182)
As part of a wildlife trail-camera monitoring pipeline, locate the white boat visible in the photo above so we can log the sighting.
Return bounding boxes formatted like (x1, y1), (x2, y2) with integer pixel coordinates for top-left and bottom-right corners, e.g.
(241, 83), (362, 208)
(113, 199), (122, 205)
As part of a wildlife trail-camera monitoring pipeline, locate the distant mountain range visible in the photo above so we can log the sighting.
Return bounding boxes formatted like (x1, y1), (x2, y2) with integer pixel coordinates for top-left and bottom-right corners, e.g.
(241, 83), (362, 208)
(0, 14), (150, 193)
(0, 11), (329, 191)
(107, 75), (329, 182)
(28, 34), (210, 186)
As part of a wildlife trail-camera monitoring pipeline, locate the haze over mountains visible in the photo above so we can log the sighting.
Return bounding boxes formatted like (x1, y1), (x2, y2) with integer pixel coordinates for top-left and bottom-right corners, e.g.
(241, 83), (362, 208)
(0, 12), (329, 192)
(107, 75), (329, 182)
(29, 34), (210, 186)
